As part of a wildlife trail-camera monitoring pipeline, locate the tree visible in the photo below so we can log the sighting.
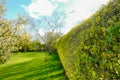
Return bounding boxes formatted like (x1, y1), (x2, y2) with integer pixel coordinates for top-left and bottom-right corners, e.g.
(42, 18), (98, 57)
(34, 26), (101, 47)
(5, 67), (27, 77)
(43, 31), (62, 54)
(28, 11), (66, 53)
(0, 0), (28, 63)
(18, 31), (31, 52)
(28, 40), (42, 52)
(0, 0), (5, 19)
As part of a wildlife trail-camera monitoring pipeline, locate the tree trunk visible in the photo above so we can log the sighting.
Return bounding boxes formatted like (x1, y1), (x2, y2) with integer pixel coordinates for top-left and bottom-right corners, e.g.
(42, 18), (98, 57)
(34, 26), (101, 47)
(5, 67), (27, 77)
(24, 46), (27, 52)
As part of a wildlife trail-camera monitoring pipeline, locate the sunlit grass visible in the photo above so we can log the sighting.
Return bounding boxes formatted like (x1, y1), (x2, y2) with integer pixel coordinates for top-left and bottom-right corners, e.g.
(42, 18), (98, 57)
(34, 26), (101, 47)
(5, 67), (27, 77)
(0, 52), (66, 80)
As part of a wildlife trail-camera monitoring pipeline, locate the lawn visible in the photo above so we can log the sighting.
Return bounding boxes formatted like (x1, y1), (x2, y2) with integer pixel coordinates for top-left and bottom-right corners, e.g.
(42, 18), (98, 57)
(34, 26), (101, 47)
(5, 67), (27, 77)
(0, 52), (66, 80)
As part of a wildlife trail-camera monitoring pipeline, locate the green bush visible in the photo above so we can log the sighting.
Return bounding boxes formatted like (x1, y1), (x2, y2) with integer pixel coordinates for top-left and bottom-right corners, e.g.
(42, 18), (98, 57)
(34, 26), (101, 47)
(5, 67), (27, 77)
(57, 0), (120, 80)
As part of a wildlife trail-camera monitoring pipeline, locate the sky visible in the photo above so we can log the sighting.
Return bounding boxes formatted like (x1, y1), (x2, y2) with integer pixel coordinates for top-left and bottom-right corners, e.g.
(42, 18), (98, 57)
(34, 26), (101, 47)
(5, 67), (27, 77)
(5, 0), (110, 34)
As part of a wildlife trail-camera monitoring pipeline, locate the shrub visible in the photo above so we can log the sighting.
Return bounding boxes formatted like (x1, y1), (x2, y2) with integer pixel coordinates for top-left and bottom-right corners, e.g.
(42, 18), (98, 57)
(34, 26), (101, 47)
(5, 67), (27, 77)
(57, 0), (120, 79)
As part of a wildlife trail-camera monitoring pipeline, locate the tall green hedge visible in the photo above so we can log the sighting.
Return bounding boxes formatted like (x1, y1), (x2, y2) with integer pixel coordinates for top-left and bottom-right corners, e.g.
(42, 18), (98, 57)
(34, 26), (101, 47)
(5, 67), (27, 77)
(57, 0), (120, 80)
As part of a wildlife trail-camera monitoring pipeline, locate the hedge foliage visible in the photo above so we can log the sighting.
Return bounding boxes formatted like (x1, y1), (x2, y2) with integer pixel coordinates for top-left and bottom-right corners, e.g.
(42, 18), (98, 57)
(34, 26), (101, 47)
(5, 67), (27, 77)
(57, 0), (120, 80)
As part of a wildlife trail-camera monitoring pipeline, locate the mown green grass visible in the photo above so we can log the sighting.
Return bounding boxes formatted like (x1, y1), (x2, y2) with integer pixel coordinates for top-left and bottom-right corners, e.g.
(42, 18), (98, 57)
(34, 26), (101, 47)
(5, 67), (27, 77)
(0, 52), (66, 80)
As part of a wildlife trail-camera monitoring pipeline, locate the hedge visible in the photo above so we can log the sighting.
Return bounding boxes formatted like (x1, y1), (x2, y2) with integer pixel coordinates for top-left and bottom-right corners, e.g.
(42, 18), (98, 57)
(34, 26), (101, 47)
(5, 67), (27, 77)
(57, 0), (120, 80)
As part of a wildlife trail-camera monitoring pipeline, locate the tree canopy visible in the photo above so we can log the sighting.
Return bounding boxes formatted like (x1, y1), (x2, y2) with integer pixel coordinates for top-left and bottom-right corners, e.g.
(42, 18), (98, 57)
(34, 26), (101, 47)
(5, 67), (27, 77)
(0, 0), (28, 63)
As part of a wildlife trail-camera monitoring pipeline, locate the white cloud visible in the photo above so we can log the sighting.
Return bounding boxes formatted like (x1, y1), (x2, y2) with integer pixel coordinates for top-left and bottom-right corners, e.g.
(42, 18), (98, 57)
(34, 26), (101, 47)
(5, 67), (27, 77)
(21, 0), (70, 19)
(22, 0), (110, 34)
(20, 5), (28, 11)
(38, 28), (45, 36)
(62, 0), (110, 34)
(22, 0), (56, 19)
(50, 0), (69, 3)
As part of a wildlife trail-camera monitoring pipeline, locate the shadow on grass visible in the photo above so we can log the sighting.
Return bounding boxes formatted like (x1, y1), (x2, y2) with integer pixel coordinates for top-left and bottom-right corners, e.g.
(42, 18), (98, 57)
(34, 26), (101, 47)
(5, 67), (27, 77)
(0, 54), (65, 80)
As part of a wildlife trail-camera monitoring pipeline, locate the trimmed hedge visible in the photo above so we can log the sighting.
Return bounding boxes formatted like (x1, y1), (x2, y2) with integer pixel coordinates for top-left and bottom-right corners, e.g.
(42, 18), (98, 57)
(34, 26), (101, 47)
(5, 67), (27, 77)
(57, 0), (120, 80)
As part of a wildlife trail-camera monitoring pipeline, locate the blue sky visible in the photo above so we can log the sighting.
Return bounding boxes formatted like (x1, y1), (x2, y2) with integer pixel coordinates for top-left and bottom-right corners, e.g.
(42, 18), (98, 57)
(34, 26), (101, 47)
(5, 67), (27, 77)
(5, 0), (110, 34)
(5, 0), (31, 20)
